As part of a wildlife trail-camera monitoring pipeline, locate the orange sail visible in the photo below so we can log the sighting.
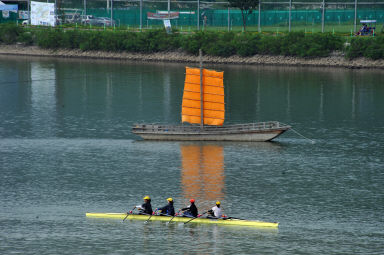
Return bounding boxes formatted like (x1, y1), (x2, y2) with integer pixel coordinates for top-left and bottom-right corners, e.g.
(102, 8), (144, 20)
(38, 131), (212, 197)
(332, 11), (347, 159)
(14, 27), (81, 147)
(181, 67), (225, 126)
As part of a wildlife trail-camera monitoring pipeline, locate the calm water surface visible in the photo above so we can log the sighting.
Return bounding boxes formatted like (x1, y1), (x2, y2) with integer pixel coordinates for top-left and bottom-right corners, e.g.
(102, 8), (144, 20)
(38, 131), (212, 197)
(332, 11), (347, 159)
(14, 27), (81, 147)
(0, 56), (383, 254)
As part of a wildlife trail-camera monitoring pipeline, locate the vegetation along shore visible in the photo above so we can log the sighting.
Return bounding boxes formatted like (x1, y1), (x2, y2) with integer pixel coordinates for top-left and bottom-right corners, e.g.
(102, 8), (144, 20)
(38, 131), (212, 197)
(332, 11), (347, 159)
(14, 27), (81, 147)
(1, 24), (384, 69)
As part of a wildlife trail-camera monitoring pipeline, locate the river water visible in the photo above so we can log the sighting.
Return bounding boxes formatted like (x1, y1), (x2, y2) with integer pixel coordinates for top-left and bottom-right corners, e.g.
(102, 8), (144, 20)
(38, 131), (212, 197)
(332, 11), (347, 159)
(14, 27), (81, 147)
(0, 56), (383, 254)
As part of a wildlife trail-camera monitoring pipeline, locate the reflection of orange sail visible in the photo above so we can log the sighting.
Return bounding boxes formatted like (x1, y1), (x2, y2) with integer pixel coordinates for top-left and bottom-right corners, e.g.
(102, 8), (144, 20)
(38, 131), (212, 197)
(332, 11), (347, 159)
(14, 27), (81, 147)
(181, 67), (225, 126)
(201, 146), (224, 201)
(181, 145), (202, 199)
(180, 144), (224, 203)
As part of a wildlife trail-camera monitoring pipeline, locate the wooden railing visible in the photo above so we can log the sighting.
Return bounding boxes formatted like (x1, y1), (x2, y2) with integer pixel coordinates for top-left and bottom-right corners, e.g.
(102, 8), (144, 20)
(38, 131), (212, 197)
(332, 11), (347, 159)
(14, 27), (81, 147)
(132, 122), (290, 134)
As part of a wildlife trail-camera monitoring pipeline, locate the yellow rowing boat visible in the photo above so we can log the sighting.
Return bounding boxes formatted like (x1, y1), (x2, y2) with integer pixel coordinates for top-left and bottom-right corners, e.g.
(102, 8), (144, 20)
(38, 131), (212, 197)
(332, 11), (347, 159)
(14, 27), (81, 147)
(86, 213), (279, 228)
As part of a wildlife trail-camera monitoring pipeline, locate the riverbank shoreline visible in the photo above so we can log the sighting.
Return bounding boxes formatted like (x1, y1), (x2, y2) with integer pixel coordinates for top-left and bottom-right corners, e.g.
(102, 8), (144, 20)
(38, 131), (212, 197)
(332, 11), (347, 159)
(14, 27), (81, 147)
(1, 45), (384, 69)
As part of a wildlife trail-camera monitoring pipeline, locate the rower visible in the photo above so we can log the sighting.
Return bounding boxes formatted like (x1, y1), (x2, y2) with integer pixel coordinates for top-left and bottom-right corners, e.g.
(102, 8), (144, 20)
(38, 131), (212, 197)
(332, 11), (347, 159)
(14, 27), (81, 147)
(208, 201), (221, 218)
(136, 196), (153, 215)
(181, 199), (198, 217)
(157, 197), (175, 216)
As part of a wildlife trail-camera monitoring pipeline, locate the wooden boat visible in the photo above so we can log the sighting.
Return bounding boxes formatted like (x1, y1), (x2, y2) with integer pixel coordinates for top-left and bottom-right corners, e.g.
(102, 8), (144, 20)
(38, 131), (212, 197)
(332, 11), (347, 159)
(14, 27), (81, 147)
(86, 213), (279, 228)
(132, 50), (290, 142)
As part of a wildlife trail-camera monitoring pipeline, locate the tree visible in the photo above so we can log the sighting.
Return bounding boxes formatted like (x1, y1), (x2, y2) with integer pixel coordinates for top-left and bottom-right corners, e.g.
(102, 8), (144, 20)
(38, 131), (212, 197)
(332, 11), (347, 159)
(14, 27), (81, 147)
(228, 0), (259, 32)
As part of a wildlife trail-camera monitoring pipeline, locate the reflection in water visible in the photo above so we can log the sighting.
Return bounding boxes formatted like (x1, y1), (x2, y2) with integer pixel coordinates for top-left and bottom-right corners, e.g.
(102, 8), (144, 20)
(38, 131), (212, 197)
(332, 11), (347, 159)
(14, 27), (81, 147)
(163, 71), (171, 123)
(180, 144), (225, 206)
(319, 83), (324, 121)
(106, 73), (113, 117)
(286, 81), (291, 118)
(138, 72), (143, 118)
(30, 62), (57, 137)
(256, 76), (260, 118)
(352, 81), (356, 119)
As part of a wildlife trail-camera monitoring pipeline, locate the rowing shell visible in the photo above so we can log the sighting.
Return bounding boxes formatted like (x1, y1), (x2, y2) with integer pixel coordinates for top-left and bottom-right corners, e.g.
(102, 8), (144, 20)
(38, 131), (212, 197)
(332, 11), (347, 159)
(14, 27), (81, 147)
(86, 213), (279, 228)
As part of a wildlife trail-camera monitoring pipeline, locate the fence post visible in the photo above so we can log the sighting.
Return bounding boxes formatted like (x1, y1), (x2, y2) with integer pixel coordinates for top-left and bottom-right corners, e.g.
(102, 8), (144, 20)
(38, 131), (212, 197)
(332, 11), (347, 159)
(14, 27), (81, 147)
(111, 0), (113, 26)
(321, 0), (325, 33)
(354, 0), (357, 32)
(168, 0), (170, 17)
(288, 0), (292, 32)
(197, 0), (200, 30)
(228, 7), (230, 32)
(84, 0), (86, 16)
(28, 0), (30, 25)
(258, 1), (261, 32)
(140, 0), (143, 31)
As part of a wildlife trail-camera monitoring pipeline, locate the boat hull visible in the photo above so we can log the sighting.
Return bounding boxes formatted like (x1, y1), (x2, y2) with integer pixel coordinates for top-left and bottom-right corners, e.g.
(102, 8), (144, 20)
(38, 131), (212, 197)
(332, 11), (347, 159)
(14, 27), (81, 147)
(86, 213), (279, 228)
(132, 122), (290, 142)
(136, 130), (285, 141)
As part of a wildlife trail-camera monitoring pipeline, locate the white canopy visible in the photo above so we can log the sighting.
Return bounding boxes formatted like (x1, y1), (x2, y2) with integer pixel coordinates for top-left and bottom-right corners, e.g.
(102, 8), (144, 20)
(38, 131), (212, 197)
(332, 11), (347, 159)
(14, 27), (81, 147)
(360, 20), (377, 23)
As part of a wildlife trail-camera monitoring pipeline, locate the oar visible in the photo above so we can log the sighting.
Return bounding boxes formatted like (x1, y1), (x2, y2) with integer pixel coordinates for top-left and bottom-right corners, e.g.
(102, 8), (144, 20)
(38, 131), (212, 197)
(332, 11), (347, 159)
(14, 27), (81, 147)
(168, 209), (181, 224)
(145, 209), (157, 223)
(123, 206), (137, 222)
(184, 211), (208, 225)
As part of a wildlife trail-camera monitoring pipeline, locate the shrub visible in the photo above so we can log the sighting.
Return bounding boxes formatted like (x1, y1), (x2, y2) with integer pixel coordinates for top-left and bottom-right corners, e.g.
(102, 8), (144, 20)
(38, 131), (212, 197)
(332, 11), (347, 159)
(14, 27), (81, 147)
(17, 31), (34, 45)
(346, 37), (372, 59)
(98, 31), (126, 51)
(79, 32), (102, 51)
(279, 32), (305, 56)
(4, 26), (383, 59)
(122, 32), (140, 52)
(233, 33), (260, 57)
(36, 29), (63, 49)
(259, 36), (281, 55)
(0, 23), (22, 44)
(60, 30), (84, 49)
(363, 36), (384, 60)
(275, 32), (342, 57)
(182, 32), (211, 55)
(182, 32), (236, 57)
(305, 33), (342, 57)
(136, 30), (168, 52)
(205, 32), (236, 57)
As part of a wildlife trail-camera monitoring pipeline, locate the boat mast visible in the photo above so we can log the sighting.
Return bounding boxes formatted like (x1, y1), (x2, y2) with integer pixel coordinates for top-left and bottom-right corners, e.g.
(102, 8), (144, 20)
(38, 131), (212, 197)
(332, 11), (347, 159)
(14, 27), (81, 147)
(199, 49), (204, 129)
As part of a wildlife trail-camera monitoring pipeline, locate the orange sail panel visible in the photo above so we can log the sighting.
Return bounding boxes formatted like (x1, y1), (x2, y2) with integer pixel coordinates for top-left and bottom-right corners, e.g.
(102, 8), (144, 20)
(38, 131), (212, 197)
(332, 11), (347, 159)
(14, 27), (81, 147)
(182, 67), (225, 126)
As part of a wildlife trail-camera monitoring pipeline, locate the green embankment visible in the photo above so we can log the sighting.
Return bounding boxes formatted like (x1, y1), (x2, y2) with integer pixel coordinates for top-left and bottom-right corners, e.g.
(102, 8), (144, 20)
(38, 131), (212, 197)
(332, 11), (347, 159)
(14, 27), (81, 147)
(1, 24), (383, 60)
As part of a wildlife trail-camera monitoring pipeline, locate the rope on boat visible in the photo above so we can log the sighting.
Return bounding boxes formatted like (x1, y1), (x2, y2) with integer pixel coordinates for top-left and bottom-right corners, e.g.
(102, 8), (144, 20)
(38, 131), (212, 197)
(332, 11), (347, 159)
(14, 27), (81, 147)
(289, 127), (316, 144)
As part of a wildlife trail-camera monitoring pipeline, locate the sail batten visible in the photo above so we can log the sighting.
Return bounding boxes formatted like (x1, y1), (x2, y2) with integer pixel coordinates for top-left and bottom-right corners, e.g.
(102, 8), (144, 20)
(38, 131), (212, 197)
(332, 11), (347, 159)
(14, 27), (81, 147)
(182, 115), (225, 120)
(183, 98), (225, 103)
(185, 82), (225, 88)
(182, 107), (225, 112)
(182, 67), (225, 126)
(184, 88), (224, 94)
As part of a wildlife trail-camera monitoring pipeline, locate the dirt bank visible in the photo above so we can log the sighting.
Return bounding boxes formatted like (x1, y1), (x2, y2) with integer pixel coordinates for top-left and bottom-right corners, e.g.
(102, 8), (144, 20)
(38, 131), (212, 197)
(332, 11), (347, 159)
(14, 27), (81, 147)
(1, 44), (384, 69)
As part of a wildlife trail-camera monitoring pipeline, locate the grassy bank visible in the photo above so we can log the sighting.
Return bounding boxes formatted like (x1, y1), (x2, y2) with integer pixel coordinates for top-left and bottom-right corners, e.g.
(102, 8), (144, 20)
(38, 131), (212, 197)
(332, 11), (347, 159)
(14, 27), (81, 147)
(1, 24), (383, 60)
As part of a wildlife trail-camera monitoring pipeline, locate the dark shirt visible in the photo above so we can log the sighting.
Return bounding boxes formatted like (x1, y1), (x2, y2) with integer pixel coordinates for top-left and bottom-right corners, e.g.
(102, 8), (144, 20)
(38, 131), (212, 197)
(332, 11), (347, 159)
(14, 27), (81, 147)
(158, 203), (175, 216)
(141, 201), (153, 215)
(181, 203), (198, 217)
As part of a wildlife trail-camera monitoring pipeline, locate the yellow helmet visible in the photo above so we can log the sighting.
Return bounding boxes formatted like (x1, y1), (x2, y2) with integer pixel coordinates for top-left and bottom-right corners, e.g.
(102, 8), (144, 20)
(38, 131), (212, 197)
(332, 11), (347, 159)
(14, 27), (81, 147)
(216, 201), (221, 205)
(143, 196), (150, 200)
(167, 197), (173, 202)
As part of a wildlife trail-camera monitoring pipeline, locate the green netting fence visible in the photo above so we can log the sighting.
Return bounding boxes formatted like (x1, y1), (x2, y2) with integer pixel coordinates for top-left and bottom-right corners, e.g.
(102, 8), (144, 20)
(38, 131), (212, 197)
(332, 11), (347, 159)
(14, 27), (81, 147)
(83, 8), (384, 26)
(82, 5), (384, 34)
